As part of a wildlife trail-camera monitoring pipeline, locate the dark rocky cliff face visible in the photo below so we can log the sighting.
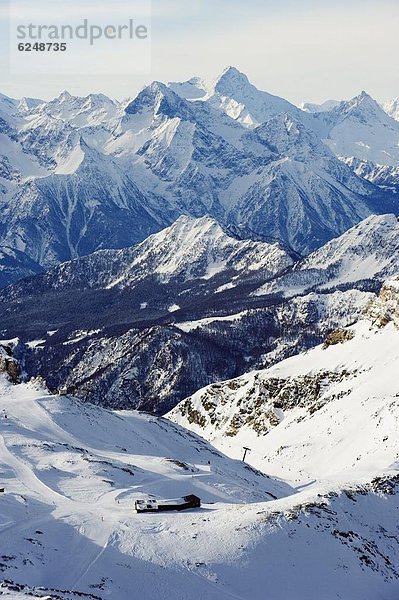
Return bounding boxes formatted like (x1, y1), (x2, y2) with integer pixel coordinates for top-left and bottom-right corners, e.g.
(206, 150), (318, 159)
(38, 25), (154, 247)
(0, 344), (20, 383)
(13, 287), (369, 414)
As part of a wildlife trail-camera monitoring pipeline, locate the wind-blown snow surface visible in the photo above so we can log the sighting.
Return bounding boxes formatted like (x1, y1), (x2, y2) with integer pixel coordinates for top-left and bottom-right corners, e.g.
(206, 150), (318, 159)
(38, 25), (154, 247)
(1, 374), (399, 600)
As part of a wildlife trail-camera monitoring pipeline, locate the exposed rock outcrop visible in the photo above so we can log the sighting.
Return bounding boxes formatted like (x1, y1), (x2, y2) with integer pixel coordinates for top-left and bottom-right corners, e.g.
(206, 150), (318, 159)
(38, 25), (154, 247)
(365, 277), (399, 328)
(323, 328), (355, 349)
(177, 369), (354, 437)
(0, 343), (20, 383)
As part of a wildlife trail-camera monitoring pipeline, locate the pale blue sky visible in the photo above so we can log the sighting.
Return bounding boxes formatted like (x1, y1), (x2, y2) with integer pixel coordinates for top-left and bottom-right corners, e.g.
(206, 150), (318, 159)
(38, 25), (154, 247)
(1, 0), (398, 104)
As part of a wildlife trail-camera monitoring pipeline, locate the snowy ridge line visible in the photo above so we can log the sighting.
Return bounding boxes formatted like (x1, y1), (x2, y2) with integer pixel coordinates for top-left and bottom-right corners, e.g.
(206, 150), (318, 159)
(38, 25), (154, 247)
(0, 67), (398, 286)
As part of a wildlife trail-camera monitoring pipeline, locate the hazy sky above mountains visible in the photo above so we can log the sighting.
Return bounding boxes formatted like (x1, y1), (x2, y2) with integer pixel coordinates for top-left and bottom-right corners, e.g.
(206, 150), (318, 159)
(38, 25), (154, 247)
(1, 0), (398, 104)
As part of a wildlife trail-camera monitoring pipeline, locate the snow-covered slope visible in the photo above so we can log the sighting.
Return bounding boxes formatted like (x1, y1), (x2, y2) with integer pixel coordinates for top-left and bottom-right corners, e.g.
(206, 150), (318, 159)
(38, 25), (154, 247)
(300, 99), (340, 113)
(1, 359), (399, 599)
(0, 373), (296, 599)
(169, 277), (399, 488)
(322, 92), (399, 167)
(205, 66), (300, 127)
(255, 214), (399, 297)
(0, 247), (42, 288)
(384, 98), (399, 121)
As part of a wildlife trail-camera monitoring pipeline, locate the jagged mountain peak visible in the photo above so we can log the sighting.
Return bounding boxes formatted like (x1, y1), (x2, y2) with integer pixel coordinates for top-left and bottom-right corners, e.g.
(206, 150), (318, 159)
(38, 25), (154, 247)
(128, 80), (173, 102)
(208, 66), (301, 128)
(86, 92), (115, 104)
(340, 90), (383, 116)
(125, 80), (192, 121)
(322, 90), (399, 166)
(145, 80), (171, 97)
(135, 214), (228, 248)
(57, 89), (73, 103)
(144, 213), (289, 253)
(357, 90), (374, 102)
(328, 90), (394, 127)
(31, 90), (117, 126)
(166, 213), (222, 232)
(109, 214), (293, 287)
(76, 93), (117, 114)
(213, 66), (252, 94)
(17, 96), (44, 113)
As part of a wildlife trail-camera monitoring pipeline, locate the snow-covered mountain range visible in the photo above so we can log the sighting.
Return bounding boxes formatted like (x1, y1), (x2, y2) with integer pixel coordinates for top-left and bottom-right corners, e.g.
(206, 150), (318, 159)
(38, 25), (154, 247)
(1, 68), (399, 600)
(165, 281), (399, 598)
(320, 91), (399, 167)
(4, 215), (293, 295)
(1, 212), (397, 413)
(1, 68), (398, 286)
